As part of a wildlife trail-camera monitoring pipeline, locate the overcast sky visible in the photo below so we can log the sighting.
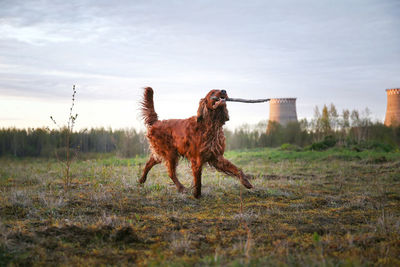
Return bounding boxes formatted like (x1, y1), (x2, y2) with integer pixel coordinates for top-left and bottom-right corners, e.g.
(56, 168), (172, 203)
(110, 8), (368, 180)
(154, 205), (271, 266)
(1, 0), (399, 130)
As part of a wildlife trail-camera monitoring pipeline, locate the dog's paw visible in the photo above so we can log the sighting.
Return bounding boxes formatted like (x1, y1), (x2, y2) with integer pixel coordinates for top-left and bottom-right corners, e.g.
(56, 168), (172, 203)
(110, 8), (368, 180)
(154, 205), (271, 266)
(193, 191), (202, 199)
(241, 178), (253, 189)
(177, 185), (187, 193)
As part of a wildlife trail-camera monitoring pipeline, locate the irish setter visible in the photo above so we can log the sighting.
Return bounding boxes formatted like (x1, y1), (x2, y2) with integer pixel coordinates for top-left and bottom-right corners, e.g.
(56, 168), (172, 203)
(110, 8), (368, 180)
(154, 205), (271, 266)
(139, 87), (253, 198)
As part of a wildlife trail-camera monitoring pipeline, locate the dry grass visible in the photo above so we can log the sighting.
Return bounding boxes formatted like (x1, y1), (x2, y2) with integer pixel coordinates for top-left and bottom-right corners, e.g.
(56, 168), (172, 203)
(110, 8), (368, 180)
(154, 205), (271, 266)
(0, 148), (400, 266)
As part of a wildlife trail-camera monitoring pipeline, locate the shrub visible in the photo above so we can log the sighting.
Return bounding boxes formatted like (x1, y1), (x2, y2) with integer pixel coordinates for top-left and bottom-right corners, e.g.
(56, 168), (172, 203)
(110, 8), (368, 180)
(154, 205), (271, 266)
(279, 143), (302, 151)
(351, 141), (395, 152)
(307, 135), (337, 151)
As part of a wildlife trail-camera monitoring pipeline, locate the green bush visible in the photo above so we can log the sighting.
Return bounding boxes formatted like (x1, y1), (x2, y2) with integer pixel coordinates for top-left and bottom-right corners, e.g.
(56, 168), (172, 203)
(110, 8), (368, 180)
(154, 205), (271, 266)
(307, 135), (337, 151)
(279, 143), (302, 151)
(351, 141), (395, 152)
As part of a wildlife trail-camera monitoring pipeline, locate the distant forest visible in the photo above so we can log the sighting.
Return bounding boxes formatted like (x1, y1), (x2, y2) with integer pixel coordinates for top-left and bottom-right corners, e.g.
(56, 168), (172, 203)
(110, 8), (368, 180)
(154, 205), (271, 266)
(1, 104), (399, 158)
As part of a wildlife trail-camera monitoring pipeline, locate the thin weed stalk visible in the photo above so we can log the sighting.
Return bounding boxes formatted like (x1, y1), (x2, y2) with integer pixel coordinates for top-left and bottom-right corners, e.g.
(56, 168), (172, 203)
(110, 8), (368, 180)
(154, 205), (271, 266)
(50, 85), (78, 190)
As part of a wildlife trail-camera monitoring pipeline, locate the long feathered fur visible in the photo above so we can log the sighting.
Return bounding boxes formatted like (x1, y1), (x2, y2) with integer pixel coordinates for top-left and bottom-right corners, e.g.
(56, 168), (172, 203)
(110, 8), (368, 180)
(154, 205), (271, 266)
(141, 87), (158, 127)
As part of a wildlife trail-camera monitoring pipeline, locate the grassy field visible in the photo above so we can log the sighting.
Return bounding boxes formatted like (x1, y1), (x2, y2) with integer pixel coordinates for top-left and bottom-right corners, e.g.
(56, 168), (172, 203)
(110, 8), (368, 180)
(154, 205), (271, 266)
(1, 148), (400, 266)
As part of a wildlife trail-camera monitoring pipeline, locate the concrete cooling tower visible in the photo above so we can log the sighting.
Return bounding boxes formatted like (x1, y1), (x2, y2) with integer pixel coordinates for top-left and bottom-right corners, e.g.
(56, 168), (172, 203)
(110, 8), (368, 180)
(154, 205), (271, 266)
(384, 88), (400, 126)
(267, 98), (298, 129)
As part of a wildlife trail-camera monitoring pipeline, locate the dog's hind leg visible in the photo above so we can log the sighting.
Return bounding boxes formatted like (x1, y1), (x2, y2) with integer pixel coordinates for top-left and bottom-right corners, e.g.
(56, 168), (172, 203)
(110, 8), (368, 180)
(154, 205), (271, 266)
(166, 156), (185, 193)
(139, 155), (161, 184)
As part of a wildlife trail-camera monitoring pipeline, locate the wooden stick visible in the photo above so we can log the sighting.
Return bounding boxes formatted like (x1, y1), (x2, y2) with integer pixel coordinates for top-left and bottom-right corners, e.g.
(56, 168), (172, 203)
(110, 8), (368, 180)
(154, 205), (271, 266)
(226, 98), (270, 103)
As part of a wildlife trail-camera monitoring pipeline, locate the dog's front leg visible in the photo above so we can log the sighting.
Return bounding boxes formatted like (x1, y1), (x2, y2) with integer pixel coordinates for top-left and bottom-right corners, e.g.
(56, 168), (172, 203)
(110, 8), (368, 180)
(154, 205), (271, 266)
(191, 159), (203, 198)
(210, 157), (253, 189)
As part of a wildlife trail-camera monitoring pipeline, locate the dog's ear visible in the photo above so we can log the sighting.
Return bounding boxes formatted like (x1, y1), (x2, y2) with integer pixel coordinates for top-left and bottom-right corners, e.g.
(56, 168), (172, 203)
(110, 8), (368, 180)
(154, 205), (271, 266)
(197, 98), (208, 122)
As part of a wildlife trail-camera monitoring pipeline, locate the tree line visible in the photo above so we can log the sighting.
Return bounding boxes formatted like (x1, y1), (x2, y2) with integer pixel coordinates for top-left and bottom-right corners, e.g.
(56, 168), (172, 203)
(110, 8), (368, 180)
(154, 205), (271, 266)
(0, 128), (148, 158)
(1, 104), (399, 158)
(225, 104), (400, 151)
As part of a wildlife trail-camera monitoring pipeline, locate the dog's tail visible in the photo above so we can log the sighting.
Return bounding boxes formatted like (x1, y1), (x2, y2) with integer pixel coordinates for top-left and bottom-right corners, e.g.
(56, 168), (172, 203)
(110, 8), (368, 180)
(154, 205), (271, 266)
(141, 87), (158, 127)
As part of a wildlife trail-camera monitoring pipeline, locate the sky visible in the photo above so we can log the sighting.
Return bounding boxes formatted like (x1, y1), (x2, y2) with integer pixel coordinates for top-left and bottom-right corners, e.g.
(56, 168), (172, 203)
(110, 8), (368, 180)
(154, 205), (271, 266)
(1, 0), (399, 131)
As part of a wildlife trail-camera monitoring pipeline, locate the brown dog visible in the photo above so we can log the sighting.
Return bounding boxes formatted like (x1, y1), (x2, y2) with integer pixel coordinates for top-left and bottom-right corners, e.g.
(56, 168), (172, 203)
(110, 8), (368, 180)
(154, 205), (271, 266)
(139, 87), (253, 198)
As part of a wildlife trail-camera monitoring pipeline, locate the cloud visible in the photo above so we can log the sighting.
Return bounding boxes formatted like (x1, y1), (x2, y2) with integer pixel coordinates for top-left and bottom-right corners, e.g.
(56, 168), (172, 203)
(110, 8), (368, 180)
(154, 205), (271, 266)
(0, 0), (399, 129)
